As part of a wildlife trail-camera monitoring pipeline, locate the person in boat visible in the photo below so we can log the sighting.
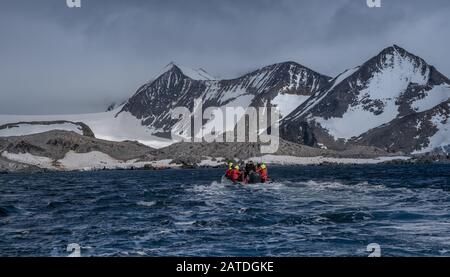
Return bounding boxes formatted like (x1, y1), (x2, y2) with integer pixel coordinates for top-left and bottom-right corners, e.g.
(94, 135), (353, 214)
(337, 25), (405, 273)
(225, 162), (234, 179)
(258, 163), (268, 183)
(246, 160), (265, 184)
(244, 160), (256, 179)
(231, 165), (243, 182)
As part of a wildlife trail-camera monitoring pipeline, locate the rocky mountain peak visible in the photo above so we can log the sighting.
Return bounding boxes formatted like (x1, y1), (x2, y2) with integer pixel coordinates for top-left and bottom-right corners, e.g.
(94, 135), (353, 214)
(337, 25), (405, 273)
(280, 45), (450, 154)
(156, 62), (215, 81)
(362, 45), (429, 76)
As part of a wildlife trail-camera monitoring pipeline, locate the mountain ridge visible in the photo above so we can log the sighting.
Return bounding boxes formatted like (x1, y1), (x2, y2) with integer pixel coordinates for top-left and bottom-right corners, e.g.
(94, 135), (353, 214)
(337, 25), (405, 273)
(280, 45), (450, 153)
(1, 44), (449, 155)
(118, 60), (331, 136)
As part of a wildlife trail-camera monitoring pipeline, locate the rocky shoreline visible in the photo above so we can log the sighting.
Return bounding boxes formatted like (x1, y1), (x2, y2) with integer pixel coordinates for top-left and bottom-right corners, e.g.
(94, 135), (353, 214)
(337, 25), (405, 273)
(2, 157), (450, 175)
(0, 130), (448, 174)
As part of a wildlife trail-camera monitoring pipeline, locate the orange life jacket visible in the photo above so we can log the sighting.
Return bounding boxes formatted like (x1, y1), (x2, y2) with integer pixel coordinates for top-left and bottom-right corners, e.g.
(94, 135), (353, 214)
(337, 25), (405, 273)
(260, 168), (268, 182)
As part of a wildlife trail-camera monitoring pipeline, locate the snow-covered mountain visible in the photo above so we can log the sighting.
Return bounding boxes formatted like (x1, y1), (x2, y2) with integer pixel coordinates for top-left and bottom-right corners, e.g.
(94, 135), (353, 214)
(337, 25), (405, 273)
(118, 61), (331, 137)
(1, 45), (449, 154)
(281, 45), (450, 153)
(0, 61), (330, 148)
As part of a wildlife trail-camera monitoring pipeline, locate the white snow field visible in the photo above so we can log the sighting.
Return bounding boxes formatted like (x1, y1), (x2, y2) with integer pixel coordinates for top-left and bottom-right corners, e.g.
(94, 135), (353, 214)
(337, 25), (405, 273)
(0, 107), (174, 149)
(0, 122), (83, 137)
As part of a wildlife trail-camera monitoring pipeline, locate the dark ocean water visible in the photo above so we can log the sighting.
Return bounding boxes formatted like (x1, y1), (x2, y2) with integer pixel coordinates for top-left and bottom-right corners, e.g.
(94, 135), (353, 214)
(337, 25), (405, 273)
(1, 164), (450, 257)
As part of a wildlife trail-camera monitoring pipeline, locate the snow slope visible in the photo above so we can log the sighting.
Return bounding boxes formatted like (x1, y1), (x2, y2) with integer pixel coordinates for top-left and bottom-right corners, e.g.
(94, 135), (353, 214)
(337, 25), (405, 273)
(411, 84), (450, 113)
(290, 67), (360, 120)
(272, 93), (310, 117)
(1, 151), (54, 169)
(0, 122), (83, 137)
(0, 107), (174, 149)
(198, 94), (255, 138)
(316, 51), (430, 140)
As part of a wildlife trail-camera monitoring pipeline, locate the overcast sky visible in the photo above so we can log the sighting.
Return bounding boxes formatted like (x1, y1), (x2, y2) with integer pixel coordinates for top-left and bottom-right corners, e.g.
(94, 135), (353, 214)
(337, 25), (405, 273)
(1, 0), (449, 114)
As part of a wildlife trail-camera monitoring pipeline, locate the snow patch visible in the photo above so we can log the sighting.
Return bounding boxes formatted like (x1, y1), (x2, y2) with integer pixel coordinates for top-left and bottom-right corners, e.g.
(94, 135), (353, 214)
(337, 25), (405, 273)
(58, 151), (177, 171)
(219, 86), (249, 103)
(58, 151), (123, 171)
(199, 94), (254, 138)
(329, 67), (360, 92)
(198, 157), (225, 167)
(1, 151), (54, 169)
(413, 113), (450, 154)
(315, 102), (398, 140)
(0, 123), (83, 137)
(272, 93), (309, 117)
(412, 84), (450, 113)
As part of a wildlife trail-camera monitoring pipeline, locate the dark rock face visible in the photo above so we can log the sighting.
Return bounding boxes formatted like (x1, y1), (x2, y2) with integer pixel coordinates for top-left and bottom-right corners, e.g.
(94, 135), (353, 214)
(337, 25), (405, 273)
(281, 45), (450, 153)
(7, 140), (47, 155)
(106, 102), (117, 112)
(118, 62), (331, 136)
(120, 65), (207, 129)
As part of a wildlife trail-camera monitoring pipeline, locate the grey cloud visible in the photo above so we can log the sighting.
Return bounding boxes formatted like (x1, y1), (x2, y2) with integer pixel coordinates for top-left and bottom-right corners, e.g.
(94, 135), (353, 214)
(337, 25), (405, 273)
(1, 0), (449, 114)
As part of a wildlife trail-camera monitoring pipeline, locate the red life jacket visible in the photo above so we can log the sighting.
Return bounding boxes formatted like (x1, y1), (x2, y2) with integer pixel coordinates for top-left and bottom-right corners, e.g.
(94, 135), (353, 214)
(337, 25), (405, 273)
(231, 169), (240, 182)
(226, 169), (233, 178)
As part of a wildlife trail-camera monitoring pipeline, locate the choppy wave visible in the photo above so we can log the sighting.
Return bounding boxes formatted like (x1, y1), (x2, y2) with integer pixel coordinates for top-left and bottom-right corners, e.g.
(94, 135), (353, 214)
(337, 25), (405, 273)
(1, 164), (450, 257)
(136, 201), (156, 207)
